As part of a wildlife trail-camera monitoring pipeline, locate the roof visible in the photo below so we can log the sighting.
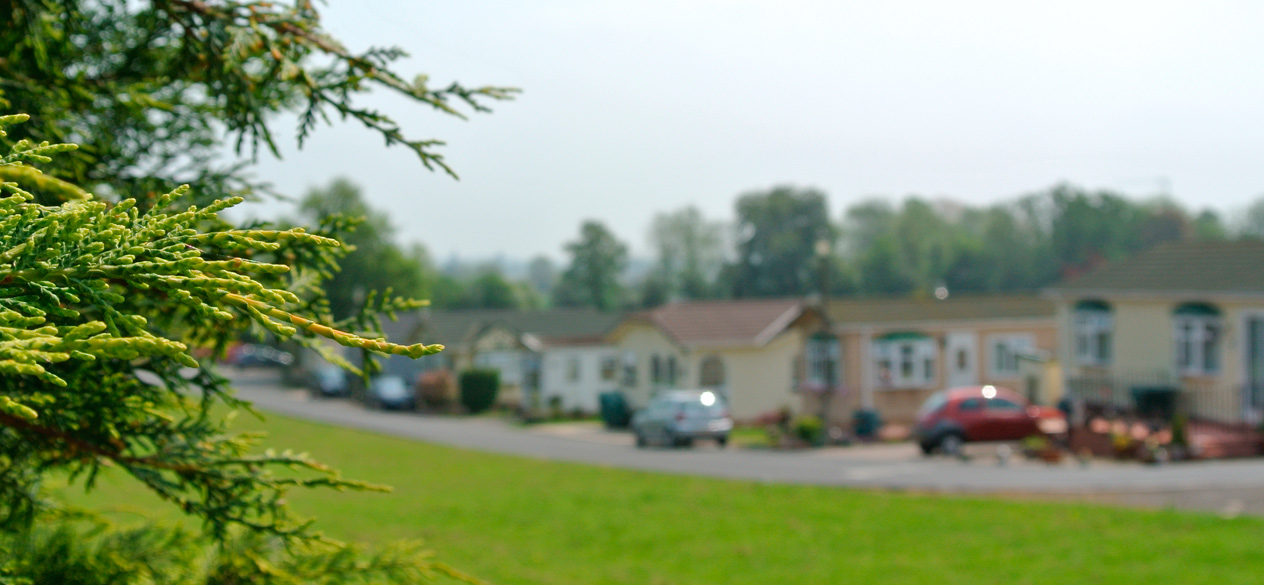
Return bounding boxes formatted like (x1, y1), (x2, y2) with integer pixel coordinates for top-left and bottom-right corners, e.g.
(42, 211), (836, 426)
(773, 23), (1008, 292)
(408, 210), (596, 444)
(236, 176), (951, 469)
(825, 295), (1054, 326)
(413, 308), (622, 347)
(1047, 240), (1264, 297)
(622, 298), (810, 348)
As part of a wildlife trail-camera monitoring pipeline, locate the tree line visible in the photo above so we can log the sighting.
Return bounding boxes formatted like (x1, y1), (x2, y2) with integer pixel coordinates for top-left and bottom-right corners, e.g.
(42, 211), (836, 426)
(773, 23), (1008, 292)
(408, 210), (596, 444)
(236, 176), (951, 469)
(313, 180), (1253, 313)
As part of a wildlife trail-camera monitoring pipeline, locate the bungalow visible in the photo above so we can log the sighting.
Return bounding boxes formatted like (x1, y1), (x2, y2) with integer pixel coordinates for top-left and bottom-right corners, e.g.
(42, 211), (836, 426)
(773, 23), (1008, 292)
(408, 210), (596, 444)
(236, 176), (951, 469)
(806, 295), (1059, 426)
(342, 308), (622, 411)
(606, 298), (826, 420)
(412, 308), (623, 412)
(1044, 240), (1264, 426)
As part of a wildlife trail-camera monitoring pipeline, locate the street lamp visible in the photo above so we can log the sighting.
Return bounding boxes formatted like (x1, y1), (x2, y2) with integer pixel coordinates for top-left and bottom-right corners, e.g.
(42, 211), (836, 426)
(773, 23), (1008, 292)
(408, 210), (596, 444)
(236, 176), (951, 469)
(814, 237), (834, 439)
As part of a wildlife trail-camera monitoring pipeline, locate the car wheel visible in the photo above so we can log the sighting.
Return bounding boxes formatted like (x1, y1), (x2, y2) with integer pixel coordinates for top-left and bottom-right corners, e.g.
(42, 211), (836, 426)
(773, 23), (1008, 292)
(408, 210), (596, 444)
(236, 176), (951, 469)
(716, 436), (728, 448)
(939, 433), (964, 456)
(919, 441), (935, 456)
(635, 433), (647, 448)
(676, 437), (693, 448)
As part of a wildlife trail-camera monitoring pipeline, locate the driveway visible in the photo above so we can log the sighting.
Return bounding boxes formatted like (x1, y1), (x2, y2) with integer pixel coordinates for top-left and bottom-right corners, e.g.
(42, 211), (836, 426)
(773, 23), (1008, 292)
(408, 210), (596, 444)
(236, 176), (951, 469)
(229, 370), (1264, 517)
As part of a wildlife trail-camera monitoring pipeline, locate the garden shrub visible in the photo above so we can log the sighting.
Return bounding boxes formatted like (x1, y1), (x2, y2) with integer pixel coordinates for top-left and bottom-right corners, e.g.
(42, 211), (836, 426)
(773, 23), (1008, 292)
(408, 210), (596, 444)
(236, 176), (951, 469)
(793, 414), (824, 445)
(417, 369), (456, 410)
(459, 369), (501, 413)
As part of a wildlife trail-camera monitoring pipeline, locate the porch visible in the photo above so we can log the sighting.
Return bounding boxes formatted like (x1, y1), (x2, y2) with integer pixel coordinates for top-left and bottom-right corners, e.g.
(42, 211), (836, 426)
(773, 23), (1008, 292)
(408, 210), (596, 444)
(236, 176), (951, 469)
(1064, 374), (1264, 459)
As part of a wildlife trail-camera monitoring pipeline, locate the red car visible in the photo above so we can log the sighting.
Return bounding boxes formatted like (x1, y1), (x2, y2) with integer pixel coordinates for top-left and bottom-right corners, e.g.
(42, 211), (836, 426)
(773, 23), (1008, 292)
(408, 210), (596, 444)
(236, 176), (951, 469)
(913, 385), (1066, 455)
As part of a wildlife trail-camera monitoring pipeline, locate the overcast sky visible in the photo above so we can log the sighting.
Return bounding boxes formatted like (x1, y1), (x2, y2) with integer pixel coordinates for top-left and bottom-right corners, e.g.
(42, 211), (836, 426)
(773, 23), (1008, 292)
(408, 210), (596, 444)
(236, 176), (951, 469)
(237, 1), (1264, 263)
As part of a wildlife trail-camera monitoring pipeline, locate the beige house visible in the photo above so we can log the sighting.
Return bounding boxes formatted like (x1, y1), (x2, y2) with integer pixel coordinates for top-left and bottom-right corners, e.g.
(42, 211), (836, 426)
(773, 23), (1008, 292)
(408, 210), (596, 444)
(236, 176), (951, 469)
(1045, 240), (1264, 425)
(805, 295), (1060, 425)
(607, 299), (825, 420)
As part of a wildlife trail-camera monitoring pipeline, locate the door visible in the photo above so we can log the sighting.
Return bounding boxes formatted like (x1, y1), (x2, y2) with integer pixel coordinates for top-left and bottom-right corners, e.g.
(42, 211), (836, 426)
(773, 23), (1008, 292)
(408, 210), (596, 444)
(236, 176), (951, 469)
(944, 331), (978, 388)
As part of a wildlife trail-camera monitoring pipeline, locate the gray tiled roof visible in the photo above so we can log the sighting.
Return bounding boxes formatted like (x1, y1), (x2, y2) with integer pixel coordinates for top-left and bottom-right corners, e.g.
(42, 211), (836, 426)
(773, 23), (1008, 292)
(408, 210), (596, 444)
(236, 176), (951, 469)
(1048, 240), (1264, 296)
(826, 295), (1053, 325)
(412, 308), (622, 347)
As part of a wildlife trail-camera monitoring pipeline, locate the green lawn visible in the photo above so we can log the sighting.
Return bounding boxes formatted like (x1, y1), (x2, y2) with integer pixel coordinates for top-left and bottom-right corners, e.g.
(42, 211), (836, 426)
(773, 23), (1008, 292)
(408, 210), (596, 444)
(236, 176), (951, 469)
(61, 411), (1264, 584)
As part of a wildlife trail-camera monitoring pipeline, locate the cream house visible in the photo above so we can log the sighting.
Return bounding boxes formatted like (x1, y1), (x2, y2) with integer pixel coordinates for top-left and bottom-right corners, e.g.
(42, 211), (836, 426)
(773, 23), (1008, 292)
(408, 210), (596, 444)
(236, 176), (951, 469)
(1045, 240), (1264, 425)
(607, 298), (825, 420)
(806, 295), (1060, 425)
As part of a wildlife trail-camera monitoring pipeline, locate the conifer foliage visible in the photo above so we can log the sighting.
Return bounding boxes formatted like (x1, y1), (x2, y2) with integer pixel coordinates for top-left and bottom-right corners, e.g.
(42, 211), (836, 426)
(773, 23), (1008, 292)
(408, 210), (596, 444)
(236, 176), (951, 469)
(0, 115), (475, 583)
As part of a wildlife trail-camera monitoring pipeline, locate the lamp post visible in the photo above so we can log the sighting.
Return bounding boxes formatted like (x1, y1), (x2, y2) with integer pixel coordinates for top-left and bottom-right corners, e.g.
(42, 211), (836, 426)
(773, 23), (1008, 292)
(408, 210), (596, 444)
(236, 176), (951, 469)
(814, 238), (834, 439)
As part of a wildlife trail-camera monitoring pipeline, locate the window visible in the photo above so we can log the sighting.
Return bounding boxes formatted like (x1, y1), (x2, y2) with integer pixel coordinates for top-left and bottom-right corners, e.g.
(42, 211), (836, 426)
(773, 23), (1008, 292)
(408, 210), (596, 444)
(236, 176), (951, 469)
(1073, 301), (1112, 366)
(600, 356), (618, 382)
(987, 398), (1023, 411)
(958, 398), (984, 411)
(1174, 303), (1221, 375)
(872, 334), (936, 388)
(651, 354), (679, 387)
(805, 334), (841, 389)
(621, 352), (638, 386)
(987, 334), (1034, 378)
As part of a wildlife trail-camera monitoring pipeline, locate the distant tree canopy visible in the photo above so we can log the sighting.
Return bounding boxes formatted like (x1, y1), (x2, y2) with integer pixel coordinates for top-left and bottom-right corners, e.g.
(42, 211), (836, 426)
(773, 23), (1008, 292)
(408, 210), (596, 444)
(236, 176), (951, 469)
(696, 182), (1232, 300)
(728, 186), (835, 298)
(554, 220), (629, 311)
(289, 178), (430, 319)
(645, 205), (726, 303)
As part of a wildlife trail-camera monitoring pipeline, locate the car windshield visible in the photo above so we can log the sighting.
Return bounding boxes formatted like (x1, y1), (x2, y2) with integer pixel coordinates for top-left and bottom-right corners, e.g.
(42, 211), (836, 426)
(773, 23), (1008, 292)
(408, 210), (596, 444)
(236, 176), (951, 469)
(917, 391), (948, 418)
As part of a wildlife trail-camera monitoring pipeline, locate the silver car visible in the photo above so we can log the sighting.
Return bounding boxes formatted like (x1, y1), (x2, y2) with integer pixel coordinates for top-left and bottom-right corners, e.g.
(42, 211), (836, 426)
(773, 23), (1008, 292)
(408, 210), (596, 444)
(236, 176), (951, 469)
(632, 390), (733, 448)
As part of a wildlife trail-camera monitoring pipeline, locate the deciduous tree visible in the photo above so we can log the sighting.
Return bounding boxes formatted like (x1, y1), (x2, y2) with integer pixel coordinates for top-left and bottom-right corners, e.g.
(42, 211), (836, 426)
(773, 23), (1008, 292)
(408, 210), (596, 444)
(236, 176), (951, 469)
(554, 221), (628, 311)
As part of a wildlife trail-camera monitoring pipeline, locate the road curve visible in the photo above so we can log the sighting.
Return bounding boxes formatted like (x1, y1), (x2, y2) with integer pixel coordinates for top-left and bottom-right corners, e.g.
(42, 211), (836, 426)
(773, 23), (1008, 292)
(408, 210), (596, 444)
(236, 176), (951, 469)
(228, 370), (1264, 516)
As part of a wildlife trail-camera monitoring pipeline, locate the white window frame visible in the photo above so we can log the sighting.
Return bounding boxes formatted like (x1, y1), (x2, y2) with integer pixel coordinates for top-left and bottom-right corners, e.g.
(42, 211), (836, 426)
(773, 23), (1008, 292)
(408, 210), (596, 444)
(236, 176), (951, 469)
(1175, 315), (1221, 376)
(987, 333), (1035, 379)
(1073, 308), (1113, 366)
(805, 336), (841, 389)
(872, 338), (936, 389)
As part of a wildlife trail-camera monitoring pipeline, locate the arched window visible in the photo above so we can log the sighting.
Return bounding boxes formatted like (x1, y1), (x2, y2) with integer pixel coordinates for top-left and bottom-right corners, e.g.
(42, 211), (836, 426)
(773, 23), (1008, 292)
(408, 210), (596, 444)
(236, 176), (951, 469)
(699, 355), (726, 388)
(1073, 300), (1113, 366)
(1174, 303), (1221, 375)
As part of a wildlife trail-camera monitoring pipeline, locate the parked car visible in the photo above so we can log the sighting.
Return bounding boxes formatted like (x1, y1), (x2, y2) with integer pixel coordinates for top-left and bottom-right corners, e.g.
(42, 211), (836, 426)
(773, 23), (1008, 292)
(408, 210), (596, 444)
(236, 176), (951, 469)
(632, 390), (733, 448)
(311, 365), (348, 397)
(913, 385), (1066, 455)
(369, 375), (414, 410)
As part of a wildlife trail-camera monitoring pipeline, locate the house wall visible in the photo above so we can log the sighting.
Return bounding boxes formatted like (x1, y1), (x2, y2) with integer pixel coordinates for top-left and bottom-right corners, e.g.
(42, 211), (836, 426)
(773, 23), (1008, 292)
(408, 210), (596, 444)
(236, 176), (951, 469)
(1056, 295), (1264, 425)
(540, 345), (620, 413)
(469, 327), (531, 407)
(1059, 296), (1264, 383)
(611, 324), (685, 408)
(1112, 301), (1176, 378)
(704, 329), (804, 421)
(609, 323), (808, 420)
(816, 318), (1058, 426)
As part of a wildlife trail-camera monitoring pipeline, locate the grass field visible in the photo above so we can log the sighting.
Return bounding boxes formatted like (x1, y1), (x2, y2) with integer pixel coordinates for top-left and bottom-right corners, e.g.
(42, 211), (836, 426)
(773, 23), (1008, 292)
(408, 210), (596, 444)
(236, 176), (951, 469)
(61, 410), (1264, 584)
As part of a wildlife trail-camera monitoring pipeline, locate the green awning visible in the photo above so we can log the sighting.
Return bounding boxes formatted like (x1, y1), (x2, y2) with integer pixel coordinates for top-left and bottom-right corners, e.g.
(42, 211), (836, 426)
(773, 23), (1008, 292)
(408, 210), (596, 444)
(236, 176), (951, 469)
(876, 331), (931, 342)
(1174, 302), (1220, 317)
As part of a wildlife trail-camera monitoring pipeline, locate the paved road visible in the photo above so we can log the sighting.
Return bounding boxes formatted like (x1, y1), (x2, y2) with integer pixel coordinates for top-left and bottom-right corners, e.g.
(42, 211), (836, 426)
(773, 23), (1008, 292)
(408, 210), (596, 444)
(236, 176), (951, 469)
(229, 370), (1264, 517)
